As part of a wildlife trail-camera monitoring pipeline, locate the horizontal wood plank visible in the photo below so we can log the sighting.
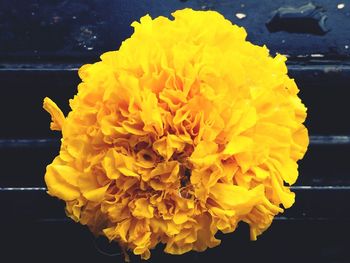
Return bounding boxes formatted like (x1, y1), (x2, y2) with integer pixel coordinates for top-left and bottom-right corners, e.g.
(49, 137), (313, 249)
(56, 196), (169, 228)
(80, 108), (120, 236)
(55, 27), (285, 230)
(1, 188), (349, 221)
(1, 62), (350, 138)
(1, 1), (348, 261)
(1, 0), (350, 62)
(0, 219), (348, 262)
(298, 142), (350, 186)
(2, 135), (349, 148)
(1, 137), (350, 186)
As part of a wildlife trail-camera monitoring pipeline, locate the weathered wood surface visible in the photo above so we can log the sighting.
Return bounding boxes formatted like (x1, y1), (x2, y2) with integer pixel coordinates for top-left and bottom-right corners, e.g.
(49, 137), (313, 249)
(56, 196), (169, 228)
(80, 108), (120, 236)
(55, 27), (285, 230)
(1, 138), (350, 186)
(1, 0), (350, 61)
(1, 187), (349, 220)
(1, 63), (350, 138)
(1, 0), (350, 262)
(1, 219), (348, 262)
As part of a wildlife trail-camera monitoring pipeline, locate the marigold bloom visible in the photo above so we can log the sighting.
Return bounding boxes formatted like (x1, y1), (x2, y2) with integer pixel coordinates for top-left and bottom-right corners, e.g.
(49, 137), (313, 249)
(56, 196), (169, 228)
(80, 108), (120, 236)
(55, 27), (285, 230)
(44, 8), (308, 260)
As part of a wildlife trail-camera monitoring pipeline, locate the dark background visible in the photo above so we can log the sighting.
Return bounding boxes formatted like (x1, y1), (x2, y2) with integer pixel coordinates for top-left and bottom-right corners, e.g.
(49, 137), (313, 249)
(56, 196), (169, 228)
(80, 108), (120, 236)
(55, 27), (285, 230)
(1, 0), (350, 262)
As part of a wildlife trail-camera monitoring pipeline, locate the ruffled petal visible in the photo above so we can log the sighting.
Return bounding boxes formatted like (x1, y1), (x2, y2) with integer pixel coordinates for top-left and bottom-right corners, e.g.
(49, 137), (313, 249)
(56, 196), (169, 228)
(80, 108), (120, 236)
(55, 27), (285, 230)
(43, 97), (65, 131)
(43, 8), (308, 260)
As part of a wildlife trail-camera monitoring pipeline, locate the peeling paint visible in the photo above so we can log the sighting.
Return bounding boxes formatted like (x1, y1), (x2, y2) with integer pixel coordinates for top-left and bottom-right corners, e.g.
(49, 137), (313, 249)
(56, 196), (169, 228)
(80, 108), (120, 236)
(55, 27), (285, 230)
(235, 13), (246, 19)
(337, 3), (345, 9)
(266, 3), (329, 35)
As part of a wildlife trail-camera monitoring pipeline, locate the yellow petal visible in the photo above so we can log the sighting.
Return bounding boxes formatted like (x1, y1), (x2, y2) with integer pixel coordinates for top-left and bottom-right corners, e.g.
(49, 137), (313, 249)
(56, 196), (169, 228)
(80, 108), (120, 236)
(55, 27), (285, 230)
(190, 141), (218, 167)
(173, 212), (188, 224)
(223, 136), (253, 156)
(132, 198), (154, 219)
(140, 90), (164, 135)
(43, 97), (65, 131)
(45, 164), (80, 201)
(118, 167), (140, 178)
(272, 177), (295, 208)
(210, 183), (264, 214)
(164, 242), (193, 255)
(251, 166), (270, 180)
(83, 183), (110, 202)
(149, 161), (179, 183)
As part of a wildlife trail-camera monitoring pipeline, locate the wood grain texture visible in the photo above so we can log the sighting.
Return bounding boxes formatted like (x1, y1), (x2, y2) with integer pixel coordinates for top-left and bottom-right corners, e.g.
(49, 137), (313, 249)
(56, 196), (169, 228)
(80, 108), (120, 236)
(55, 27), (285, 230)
(1, 1), (350, 262)
(1, 188), (349, 221)
(1, 62), (350, 138)
(0, 219), (348, 263)
(1, 138), (350, 187)
(1, 0), (350, 62)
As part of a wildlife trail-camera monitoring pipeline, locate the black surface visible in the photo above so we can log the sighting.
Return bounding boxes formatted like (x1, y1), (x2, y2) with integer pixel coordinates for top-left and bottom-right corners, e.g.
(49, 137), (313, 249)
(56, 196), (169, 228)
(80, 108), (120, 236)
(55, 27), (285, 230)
(1, 138), (350, 187)
(1, 220), (349, 263)
(1, 0), (350, 262)
(1, 63), (350, 138)
(1, 0), (350, 61)
(1, 188), (349, 221)
(266, 3), (329, 35)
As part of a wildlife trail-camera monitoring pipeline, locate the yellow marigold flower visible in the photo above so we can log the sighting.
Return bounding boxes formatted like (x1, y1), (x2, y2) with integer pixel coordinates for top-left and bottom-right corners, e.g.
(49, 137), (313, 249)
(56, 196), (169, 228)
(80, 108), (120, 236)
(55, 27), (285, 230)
(43, 8), (308, 260)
